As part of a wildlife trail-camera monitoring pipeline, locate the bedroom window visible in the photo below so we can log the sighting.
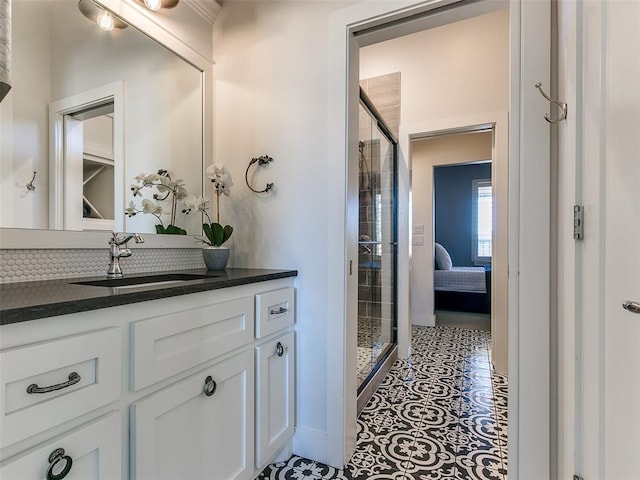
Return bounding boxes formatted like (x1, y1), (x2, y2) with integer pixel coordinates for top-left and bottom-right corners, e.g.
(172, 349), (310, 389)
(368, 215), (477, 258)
(472, 179), (492, 264)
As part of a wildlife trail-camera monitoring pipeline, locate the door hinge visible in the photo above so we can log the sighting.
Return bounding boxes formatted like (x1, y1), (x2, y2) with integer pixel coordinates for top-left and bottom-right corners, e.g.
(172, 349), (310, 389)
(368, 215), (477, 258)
(573, 475), (584, 480)
(573, 205), (584, 240)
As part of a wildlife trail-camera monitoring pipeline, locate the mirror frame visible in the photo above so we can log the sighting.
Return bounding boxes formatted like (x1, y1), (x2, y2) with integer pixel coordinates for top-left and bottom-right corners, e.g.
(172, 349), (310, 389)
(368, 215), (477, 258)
(0, 0), (214, 249)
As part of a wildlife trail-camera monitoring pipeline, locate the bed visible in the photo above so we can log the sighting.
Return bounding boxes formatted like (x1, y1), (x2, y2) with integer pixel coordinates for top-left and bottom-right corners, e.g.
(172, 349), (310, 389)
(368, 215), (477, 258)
(433, 243), (491, 314)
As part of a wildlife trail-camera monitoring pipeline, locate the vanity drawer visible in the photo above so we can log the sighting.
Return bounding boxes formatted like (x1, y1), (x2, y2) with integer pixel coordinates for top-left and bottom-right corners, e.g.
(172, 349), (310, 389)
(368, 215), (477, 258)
(0, 327), (122, 449)
(130, 296), (254, 391)
(255, 287), (295, 338)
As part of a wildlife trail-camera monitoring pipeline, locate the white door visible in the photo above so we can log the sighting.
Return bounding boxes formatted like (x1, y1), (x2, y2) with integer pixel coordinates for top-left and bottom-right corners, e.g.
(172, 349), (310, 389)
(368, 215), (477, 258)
(601, 0), (640, 476)
(131, 350), (254, 480)
(255, 331), (295, 468)
(579, 1), (640, 478)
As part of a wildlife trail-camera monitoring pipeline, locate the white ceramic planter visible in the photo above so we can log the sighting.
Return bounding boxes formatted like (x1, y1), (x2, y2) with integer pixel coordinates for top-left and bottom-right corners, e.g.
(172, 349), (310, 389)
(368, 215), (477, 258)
(202, 246), (229, 270)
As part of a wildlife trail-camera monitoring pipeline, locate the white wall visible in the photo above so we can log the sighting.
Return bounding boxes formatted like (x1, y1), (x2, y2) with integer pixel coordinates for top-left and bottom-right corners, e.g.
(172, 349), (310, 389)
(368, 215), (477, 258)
(359, 9), (510, 126)
(212, 1), (356, 461)
(0, 1), (51, 229)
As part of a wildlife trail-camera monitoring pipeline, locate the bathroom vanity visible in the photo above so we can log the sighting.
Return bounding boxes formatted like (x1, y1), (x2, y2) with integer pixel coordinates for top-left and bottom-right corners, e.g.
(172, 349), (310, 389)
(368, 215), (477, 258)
(0, 269), (297, 479)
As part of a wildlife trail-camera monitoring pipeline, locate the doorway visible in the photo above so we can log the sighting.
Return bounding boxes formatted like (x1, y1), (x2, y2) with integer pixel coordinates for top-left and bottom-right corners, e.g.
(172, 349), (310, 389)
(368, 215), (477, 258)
(327, 0), (552, 476)
(408, 125), (509, 375)
(49, 81), (124, 231)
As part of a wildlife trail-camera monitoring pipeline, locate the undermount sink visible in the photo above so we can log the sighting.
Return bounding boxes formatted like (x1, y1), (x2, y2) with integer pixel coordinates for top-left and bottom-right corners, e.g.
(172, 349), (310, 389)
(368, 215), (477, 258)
(72, 273), (218, 289)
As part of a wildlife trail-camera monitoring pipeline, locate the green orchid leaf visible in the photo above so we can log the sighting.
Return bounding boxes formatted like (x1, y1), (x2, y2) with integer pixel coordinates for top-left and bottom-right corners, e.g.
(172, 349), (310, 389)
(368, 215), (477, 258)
(212, 223), (224, 246)
(156, 224), (187, 235)
(169, 225), (187, 235)
(202, 223), (214, 244)
(222, 225), (233, 244)
(200, 223), (232, 246)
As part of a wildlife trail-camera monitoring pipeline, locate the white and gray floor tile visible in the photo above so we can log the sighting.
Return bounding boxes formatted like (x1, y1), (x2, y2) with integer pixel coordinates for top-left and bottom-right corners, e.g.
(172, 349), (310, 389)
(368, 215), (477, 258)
(257, 325), (508, 480)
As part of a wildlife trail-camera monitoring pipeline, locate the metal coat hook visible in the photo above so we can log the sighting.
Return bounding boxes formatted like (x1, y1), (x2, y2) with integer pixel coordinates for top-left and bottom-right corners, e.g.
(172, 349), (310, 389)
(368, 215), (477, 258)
(25, 172), (37, 192)
(245, 155), (274, 194)
(535, 82), (567, 123)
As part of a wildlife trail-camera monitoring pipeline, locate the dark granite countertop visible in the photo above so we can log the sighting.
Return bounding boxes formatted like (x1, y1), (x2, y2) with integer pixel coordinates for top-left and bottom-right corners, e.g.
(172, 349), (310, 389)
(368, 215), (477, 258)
(0, 268), (298, 325)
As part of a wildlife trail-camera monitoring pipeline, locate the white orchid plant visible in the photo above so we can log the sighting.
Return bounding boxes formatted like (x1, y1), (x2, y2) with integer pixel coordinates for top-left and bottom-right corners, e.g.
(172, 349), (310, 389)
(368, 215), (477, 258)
(196, 164), (234, 247)
(125, 169), (190, 235)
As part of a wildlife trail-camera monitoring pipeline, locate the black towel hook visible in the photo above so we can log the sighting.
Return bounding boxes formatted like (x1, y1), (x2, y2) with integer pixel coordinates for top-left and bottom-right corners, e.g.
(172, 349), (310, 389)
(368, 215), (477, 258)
(245, 155), (274, 194)
(26, 171), (37, 192)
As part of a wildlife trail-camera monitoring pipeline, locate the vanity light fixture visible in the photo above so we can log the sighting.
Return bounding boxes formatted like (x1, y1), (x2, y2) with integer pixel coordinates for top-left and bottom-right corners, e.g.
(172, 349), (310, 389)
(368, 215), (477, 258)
(78, 0), (128, 31)
(96, 10), (115, 31)
(137, 0), (179, 11)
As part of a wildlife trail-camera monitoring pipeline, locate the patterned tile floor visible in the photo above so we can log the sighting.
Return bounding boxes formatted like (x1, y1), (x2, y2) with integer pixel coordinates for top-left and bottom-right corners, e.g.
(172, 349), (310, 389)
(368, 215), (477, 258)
(258, 325), (508, 480)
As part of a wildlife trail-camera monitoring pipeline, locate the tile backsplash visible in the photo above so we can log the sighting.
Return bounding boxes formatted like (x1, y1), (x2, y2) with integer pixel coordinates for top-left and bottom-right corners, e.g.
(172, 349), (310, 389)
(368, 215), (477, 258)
(0, 248), (205, 283)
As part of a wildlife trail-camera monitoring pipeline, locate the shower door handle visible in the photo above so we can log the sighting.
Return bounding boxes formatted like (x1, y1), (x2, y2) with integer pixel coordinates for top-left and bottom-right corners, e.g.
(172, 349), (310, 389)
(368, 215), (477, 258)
(623, 301), (640, 314)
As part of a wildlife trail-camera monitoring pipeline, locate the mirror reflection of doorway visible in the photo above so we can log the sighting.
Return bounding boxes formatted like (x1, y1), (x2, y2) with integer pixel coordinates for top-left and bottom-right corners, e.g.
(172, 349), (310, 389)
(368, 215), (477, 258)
(78, 105), (115, 230)
(49, 81), (124, 231)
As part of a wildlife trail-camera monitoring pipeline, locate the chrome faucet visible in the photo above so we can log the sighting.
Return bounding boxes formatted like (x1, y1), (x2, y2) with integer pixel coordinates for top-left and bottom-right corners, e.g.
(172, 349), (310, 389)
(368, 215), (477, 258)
(107, 232), (144, 277)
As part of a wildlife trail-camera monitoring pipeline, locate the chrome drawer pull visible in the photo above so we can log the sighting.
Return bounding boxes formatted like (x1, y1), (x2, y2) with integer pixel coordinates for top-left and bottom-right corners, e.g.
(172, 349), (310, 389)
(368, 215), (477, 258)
(27, 372), (81, 394)
(275, 342), (287, 357)
(270, 307), (288, 315)
(623, 301), (640, 314)
(203, 375), (217, 397)
(46, 448), (73, 480)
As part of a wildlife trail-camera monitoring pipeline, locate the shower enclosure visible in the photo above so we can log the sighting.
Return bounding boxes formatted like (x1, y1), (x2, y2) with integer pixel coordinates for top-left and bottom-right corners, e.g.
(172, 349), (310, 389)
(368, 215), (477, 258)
(356, 89), (398, 395)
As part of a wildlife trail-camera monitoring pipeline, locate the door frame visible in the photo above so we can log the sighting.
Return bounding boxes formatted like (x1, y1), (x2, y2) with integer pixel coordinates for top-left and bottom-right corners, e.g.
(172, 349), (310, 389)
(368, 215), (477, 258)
(48, 81), (125, 231)
(403, 114), (508, 376)
(326, 0), (552, 477)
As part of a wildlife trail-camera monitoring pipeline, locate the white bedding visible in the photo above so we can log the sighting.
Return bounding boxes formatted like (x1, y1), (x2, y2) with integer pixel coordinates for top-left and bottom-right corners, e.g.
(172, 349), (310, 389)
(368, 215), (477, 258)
(434, 266), (487, 293)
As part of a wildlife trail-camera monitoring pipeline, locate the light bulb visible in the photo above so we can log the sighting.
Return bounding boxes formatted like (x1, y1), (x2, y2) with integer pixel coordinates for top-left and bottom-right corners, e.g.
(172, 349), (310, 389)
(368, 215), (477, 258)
(144, 0), (162, 11)
(96, 10), (115, 31)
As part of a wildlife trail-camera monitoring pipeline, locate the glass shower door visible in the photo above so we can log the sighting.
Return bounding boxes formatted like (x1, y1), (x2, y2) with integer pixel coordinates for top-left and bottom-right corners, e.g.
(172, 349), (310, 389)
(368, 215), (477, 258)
(357, 94), (397, 391)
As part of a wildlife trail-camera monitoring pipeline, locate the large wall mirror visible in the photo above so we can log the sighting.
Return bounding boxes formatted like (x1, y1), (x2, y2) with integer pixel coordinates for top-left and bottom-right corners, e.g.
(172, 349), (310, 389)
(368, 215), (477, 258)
(0, 0), (212, 247)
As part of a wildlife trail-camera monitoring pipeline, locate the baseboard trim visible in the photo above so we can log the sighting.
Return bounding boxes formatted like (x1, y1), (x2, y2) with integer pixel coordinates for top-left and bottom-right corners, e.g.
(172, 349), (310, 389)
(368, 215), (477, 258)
(435, 310), (491, 331)
(293, 425), (327, 464)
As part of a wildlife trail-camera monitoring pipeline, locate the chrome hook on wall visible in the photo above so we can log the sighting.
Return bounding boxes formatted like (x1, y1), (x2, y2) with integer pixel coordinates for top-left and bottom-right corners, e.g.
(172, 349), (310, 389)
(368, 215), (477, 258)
(535, 82), (567, 123)
(245, 155), (274, 194)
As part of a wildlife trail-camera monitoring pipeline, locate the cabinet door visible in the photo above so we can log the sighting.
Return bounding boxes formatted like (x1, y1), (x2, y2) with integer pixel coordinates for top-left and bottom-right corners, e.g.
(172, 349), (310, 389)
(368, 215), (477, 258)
(131, 350), (254, 480)
(0, 412), (121, 480)
(255, 331), (295, 468)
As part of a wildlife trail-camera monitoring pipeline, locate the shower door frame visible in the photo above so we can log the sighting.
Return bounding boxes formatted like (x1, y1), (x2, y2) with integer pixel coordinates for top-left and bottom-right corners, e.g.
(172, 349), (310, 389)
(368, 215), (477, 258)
(356, 88), (399, 396)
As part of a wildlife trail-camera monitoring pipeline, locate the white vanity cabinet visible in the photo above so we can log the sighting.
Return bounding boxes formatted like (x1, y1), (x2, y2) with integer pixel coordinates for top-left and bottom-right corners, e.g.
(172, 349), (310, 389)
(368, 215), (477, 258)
(0, 276), (296, 480)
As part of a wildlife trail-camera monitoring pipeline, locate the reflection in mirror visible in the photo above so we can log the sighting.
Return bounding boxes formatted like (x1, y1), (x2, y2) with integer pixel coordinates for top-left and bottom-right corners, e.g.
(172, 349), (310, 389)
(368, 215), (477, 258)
(81, 103), (115, 230)
(0, 0), (203, 235)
